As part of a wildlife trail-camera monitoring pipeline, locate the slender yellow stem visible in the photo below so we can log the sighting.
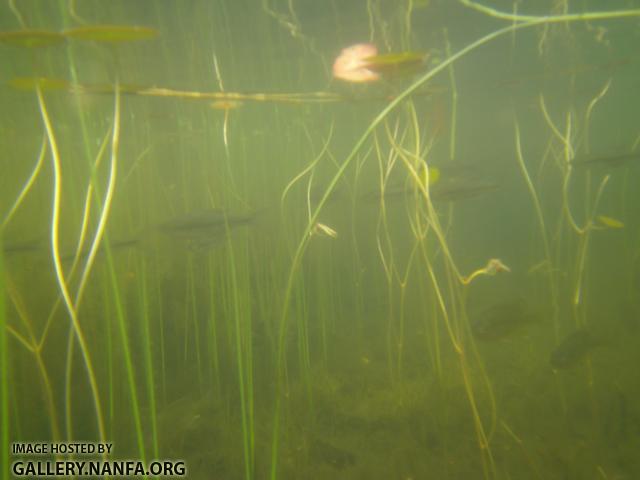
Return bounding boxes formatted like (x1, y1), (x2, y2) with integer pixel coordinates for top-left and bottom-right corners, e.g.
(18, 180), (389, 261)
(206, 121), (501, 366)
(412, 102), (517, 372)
(280, 123), (333, 207)
(1, 137), (47, 230)
(66, 127), (112, 279)
(573, 175), (610, 307)
(514, 118), (559, 336)
(584, 79), (612, 153)
(460, 0), (640, 23)
(36, 86), (106, 446)
(74, 84), (121, 309)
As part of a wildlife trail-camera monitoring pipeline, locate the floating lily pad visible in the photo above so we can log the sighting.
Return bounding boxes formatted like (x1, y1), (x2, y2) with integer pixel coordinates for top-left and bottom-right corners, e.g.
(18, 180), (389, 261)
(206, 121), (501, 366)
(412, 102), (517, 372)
(63, 25), (158, 43)
(363, 52), (428, 75)
(0, 29), (66, 48)
(8, 77), (70, 91)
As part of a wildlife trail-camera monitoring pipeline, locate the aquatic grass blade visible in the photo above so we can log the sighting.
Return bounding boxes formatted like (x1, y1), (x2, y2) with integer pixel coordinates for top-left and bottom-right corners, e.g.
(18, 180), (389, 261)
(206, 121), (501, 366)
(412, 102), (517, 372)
(0, 239), (8, 480)
(0, 29), (65, 47)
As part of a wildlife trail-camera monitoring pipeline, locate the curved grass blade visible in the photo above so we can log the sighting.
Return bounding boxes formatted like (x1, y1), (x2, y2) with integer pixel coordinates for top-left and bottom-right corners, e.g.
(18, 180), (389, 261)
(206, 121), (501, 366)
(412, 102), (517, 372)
(0, 240), (8, 480)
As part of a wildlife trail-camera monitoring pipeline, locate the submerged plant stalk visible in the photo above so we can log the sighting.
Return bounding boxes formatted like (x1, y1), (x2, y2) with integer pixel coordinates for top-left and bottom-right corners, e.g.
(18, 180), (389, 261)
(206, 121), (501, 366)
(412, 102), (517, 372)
(0, 239), (8, 480)
(270, 6), (640, 478)
(36, 86), (106, 446)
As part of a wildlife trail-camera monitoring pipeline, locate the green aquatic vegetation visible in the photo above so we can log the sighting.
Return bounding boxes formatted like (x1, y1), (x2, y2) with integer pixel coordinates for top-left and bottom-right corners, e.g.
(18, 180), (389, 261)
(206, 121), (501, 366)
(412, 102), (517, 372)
(0, 137), (46, 230)
(7, 77), (70, 92)
(362, 52), (429, 77)
(0, 25), (157, 47)
(3, 1), (640, 479)
(0, 29), (65, 47)
(136, 257), (158, 459)
(63, 25), (159, 43)
(36, 85), (107, 445)
(224, 222), (255, 480)
(0, 241), (8, 480)
(268, 4), (640, 478)
(3, 276), (61, 445)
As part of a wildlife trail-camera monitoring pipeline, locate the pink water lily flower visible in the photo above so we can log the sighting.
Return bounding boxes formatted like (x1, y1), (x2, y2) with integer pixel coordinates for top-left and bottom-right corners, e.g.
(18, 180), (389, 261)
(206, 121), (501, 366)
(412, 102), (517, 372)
(332, 43), (380, 83)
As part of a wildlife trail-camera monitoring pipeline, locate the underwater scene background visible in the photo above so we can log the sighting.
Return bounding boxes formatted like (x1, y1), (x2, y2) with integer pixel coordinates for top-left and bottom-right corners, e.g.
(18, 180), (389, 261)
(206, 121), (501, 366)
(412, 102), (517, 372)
(1, 0), (640, 478)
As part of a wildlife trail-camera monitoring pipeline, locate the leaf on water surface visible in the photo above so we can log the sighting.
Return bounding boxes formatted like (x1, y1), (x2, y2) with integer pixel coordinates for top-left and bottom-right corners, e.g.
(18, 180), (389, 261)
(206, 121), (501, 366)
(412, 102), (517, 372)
(0, 30), (65, 48)
(8, 77), (70, 91)
(63, 25), (159, 43)
(362, 52), (428, 75)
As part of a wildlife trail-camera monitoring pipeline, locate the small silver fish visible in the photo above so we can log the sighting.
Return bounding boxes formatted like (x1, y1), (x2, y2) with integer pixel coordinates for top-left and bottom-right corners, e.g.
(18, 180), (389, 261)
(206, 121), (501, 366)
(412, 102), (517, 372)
(570, 152), (640, 169)
(363, 179), (499, 203)
(156, 209), (256, 234)
(154, 208), (258, 249)
(3, 238), (43, 255)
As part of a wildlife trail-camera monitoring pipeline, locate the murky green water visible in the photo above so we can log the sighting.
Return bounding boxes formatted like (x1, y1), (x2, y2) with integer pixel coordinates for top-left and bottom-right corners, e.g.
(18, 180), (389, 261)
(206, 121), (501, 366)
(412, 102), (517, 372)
(2, 1), (640, 479)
